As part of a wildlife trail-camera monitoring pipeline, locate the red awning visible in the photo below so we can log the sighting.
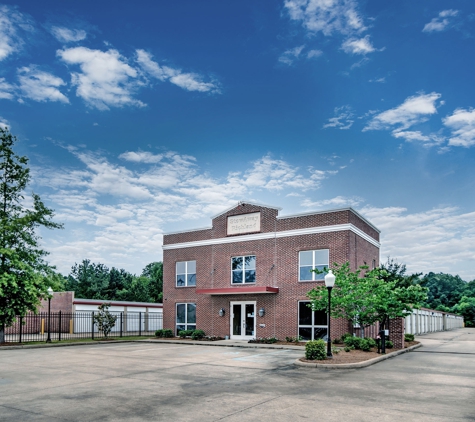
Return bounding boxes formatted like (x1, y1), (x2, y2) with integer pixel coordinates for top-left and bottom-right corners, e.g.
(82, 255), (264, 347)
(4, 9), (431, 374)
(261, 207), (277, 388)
(196, 286), (279, 295)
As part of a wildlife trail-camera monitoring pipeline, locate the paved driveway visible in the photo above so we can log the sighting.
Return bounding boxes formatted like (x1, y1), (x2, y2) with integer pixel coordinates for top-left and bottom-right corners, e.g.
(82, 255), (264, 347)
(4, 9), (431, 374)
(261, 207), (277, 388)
(1, 329), (474, 421)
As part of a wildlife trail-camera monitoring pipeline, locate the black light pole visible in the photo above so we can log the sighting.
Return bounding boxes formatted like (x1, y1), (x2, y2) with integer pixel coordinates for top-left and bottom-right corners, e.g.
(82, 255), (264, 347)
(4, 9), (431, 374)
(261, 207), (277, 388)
(324, 270), (335, 359)
(46, 287), (53, 343)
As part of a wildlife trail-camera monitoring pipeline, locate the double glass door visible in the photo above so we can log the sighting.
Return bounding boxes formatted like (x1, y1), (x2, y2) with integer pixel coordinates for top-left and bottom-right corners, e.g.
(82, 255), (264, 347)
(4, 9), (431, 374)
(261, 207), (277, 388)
(230, 301), (256, 340)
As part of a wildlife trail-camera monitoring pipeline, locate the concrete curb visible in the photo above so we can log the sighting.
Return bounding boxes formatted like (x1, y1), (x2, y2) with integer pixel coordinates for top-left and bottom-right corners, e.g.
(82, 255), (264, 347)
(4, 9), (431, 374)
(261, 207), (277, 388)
(0, 340), (136, 351)
(294, 343), (422, 369)
(138, 339), (304, 350)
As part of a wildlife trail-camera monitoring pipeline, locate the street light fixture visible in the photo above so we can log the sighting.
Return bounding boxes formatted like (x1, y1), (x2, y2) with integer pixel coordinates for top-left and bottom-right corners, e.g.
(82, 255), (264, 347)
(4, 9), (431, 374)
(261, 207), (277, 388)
(46, 287), (53, 343)
(324, 270), (335, 358)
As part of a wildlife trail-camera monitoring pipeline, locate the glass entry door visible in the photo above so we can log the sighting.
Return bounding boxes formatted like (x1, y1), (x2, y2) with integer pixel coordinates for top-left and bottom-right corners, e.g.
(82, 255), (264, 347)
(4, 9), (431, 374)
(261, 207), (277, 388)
(230, 301), (256, 340)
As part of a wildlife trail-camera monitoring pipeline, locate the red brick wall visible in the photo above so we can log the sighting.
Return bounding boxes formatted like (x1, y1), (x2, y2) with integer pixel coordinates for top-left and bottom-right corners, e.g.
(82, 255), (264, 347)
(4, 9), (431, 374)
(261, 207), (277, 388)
(163, 204), (380, 342)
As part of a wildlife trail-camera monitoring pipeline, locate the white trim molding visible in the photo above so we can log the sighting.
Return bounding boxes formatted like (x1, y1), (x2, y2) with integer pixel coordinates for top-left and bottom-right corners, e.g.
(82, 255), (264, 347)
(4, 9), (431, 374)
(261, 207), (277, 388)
(162, 223), (380, 250)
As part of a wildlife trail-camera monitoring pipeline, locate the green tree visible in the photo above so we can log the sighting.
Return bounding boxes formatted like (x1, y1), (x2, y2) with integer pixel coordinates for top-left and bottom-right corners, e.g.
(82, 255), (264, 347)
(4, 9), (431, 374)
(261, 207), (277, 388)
(65, 259), (110, 299)
(451, 296), (475, 327)
(0, 127), (63, 343)
(421, 272), (467, 309)
(307, 262), (427, 339)
(141, 261), (163, 302)
(380, 257), (422, 288)
(93, 303), (117, 338)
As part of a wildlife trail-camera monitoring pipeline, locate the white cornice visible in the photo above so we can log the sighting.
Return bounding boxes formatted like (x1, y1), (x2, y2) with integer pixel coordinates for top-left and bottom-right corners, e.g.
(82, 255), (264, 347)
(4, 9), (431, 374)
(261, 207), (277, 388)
(162, 223), (380, 250)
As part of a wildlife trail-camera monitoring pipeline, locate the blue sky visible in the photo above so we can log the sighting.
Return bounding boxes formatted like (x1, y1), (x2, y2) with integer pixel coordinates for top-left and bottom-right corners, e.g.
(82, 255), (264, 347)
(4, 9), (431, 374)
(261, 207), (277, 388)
(1, 1), (474, 280)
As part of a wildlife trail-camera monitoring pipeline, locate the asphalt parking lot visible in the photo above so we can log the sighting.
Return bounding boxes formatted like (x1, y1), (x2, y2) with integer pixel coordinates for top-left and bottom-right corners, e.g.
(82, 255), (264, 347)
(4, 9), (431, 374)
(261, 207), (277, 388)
(1, 329), (474, 421)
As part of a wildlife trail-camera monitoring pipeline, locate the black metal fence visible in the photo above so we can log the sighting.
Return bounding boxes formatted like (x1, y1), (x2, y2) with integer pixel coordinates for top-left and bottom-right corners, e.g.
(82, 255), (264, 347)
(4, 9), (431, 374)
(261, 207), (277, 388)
(4, 311), (163, 343)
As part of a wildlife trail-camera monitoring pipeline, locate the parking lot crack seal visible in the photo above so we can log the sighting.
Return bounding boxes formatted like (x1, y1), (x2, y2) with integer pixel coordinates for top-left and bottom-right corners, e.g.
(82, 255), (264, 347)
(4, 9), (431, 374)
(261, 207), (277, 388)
(212, 395), (284, 421)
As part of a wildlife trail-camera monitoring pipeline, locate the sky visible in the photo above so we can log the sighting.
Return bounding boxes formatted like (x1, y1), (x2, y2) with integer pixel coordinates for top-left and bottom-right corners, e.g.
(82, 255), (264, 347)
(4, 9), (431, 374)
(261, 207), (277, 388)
(0, 0), (474, 281)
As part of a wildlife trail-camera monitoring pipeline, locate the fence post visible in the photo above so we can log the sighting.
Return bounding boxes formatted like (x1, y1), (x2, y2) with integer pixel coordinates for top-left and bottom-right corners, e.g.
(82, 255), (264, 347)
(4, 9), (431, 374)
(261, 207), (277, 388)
(139, 312), (142, 336)
(58, 311), (62, 341)
(92, 311), (95, 340)
(19, 316), (23, 343)
(120, 312), (123, 338)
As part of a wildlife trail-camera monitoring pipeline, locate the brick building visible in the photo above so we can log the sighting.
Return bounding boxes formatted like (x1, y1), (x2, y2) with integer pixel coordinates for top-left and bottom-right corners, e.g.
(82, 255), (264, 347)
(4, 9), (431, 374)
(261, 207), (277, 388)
(162, 202), (381, 343)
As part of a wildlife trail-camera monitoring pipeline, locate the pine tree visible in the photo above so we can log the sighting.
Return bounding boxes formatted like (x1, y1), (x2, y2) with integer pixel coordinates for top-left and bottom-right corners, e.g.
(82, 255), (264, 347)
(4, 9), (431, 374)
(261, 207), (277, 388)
(0, 127), (63, 343)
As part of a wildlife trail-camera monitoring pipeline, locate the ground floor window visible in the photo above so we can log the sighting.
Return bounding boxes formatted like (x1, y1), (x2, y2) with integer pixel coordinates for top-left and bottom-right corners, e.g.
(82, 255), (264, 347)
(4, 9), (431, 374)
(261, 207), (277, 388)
(176, 303), (196, 335)
(298, 301), (327, 341)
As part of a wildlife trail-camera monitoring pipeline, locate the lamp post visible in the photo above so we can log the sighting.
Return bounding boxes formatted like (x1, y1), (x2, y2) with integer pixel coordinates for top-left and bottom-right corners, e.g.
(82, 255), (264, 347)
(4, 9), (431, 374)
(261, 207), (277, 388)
(46, 287), (53, 343)
(324, 270), (335, 358)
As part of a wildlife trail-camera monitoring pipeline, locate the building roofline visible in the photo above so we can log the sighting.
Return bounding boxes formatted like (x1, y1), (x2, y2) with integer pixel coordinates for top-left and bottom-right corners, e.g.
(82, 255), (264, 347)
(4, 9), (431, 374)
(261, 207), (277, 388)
(210, 200), (282, 219)
(163, 226), (213, 236)
(277, 207), (381, 233)
(73, 298), (163, 308)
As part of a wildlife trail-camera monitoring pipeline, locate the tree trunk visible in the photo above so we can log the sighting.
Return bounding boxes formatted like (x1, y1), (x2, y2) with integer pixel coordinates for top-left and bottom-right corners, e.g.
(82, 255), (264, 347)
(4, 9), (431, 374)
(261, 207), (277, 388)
(0, 324), (5, 344)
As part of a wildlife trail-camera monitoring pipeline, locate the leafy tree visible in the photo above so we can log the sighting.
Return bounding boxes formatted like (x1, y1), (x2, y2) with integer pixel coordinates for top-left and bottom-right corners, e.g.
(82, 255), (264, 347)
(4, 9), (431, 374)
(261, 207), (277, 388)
(64, 260), (162, 303)
(451, 296), (475, 327)
(93, 303), (117, 338)
(421, 272), (467, 309)
(0, 127), (63, 343)
(379, 257), (422, 288)
(65, 259), (110, 299)
(307, 262), (427, 339)
(141, 261), (163, 302)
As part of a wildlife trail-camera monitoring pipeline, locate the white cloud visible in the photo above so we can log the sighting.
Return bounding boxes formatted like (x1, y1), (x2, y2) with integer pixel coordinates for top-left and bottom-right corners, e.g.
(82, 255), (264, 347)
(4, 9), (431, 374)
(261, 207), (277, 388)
(443, 108), (475, 147)
(17, 66), (69, 103)
(364, 92), (442, 131)
(0, 5), (33, 61)
(0, 116), (9, 129)
(51, 26), (87, 43)
(284, 0), (366, 36)
(423, 9), (458, 33)
(241, 155), (335, 191)
(307, 49), (323, 59)
(36, 149), (338, 273)
(119, 151), (164, 164)
(57, 47), (145, 110)
(360, 205), (475, 281)
(392, 130), (443, 146)
(278, 45), (305, 65)
(341, 35), (376, 55)
(301, 195), (363, 209)
(0, 77), (15, 99)
(324, 105), (354, 129)
(136, 49), (221, 93)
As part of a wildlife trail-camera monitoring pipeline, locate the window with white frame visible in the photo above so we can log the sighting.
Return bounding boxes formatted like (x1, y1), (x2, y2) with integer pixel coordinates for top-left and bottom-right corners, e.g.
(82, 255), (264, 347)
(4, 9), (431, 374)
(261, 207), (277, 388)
(299, 249), (329, 281)
(298, 301), (327, 341)
(176, 303), (196, 335)
(176, 260), (196, 287)
(231, 255), (256, 284)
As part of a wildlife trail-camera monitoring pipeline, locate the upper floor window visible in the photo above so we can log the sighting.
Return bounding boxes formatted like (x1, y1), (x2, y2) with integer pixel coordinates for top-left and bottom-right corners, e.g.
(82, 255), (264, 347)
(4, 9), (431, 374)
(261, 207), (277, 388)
(232, 255), (256, 284)
(176, 260), (196, 287)
(299, 249), (329, 281)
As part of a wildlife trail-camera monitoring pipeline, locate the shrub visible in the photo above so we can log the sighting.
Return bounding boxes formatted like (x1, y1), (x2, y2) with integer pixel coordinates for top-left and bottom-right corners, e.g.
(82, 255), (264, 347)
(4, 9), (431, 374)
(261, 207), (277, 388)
(365, 337), (377, 348)
(344, 336), (363, 349)
(305, 339), (327, 360)
(405, 333), (415, 342)
(285, 336), (294, 342)
(386, 340), (394, 349)
(163, 329), (173, 338)
(360, 338), (372, 352)
(155, 329), (164, 338)
(337, 333), (352, 344)
(344, 346), (354, 352)
(191, 329), (205, 340)
(179, 329), (194, 338)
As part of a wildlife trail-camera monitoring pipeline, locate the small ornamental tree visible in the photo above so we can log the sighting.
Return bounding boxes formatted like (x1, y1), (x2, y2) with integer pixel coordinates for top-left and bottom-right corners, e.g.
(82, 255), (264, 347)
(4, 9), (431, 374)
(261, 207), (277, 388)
(93, 303), (117, 339)
(0, 127), (63, 343)
(307, 262), (428, 339)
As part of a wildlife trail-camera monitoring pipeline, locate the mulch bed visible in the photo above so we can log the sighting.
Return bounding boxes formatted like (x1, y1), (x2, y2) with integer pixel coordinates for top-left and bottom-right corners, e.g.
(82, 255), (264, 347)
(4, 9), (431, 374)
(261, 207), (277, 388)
(299, 341), (420, 364)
